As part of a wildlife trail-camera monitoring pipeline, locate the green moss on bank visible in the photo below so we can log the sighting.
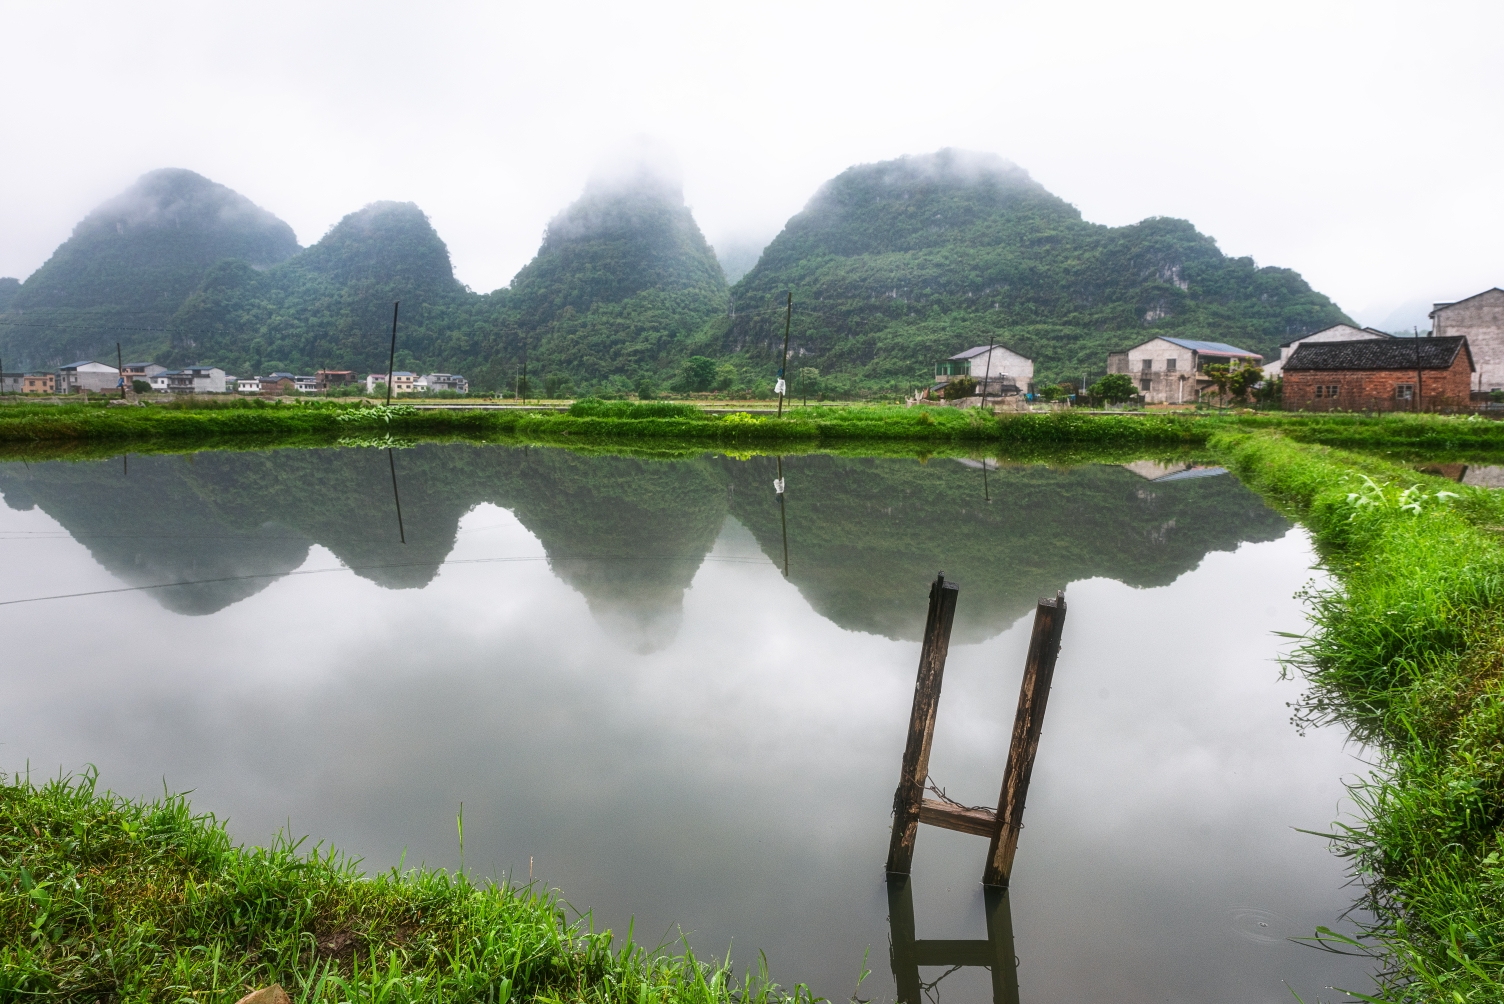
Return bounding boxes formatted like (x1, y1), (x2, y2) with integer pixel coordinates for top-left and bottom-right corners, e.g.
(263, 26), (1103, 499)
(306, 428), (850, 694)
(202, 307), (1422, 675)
(1211, 431), (1504, 1000)
(0, 771), (813, 1003)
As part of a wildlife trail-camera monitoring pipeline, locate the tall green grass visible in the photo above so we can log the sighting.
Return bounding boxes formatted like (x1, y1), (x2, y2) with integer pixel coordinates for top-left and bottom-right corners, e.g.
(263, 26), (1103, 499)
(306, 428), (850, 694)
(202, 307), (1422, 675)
(0, 770), (818, 1003)
(1212, 430), (1504, 1001)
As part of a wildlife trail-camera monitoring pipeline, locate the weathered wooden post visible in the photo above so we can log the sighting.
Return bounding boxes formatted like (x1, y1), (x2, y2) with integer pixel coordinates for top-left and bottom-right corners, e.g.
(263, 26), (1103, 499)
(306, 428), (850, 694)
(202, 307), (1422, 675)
(886, 572), (960, 875)
(886, 874), (1020, 1004)
(984, 590), (1067, 887)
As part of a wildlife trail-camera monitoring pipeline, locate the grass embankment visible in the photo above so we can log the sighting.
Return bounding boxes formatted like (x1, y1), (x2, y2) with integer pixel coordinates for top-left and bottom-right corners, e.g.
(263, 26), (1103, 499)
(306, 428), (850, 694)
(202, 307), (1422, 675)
(1211, 430), (1504, 1000)
(0, 397), (1210, 453)
(0, 771), (813, 1003)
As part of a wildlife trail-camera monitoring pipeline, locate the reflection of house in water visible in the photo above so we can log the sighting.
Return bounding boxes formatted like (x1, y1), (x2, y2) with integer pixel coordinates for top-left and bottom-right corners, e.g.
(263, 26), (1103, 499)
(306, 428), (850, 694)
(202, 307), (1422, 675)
(1121, 460), (1229, 483)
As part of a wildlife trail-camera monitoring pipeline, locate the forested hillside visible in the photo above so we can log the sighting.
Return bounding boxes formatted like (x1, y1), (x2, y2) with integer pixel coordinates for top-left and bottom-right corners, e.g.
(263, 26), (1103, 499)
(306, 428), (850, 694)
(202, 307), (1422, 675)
(0, 169), (300, 368)
(0, 153), (1351, 393)
(711, 150), (1350, 391)
(164, 201), (486, 376)
(492, 170), (728, 395)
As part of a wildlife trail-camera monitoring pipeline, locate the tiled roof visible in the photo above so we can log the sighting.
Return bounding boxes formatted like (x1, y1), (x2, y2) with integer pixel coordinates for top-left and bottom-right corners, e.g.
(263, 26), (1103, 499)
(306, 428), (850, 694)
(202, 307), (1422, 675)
(1158, 337), (1262, 358)
(1285, 336), (1471, 372)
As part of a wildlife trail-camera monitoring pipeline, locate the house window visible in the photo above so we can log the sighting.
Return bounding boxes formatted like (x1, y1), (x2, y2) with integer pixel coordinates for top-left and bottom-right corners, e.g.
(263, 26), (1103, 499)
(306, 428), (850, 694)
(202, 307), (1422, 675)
(1141, 359), (1153, 373)
(1140, 379), (1151, 392)
(1396, 384), (1414, 400)
(1328, 385), (1339, 398)
(1165, 358), (1176, 372)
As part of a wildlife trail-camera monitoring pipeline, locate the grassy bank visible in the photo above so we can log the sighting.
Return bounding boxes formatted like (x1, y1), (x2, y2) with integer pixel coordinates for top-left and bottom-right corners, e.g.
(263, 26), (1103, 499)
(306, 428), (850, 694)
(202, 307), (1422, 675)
(1211, 430), (1504, 1000)
(0, 770), (815, 1003)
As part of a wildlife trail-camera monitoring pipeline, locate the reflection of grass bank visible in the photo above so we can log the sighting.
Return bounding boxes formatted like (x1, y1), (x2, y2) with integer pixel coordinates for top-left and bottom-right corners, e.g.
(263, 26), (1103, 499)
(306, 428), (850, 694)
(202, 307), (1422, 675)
(0, 771), (812, 1003)
(1212, 430), (1504, 1000)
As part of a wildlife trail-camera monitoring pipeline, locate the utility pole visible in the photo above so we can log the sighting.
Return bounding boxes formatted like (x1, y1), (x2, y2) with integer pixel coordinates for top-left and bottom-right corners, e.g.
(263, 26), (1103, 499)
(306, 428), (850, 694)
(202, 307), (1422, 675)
(777, 292), (792, 417)
(385, 302), (400, 407)
(1414, 325), (1423, 413)
(117, 342), (125, 399)
(978, 334), (996, 412)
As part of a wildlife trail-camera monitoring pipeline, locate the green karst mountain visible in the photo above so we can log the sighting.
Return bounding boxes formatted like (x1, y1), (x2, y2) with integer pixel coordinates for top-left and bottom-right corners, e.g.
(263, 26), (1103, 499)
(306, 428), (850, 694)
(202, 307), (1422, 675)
(165, 201), (475, 375)
(493, 169), (729, 394)
(713, 149), (1350, 390)
(0, 168), (299, 368)
(0, 446), (1286, 649)
(1, 152), (1348, 389)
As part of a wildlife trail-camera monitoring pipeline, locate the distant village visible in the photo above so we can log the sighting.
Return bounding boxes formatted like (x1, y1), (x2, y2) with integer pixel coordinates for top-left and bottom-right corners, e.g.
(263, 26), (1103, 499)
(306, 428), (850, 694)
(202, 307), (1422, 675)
(0, 363), (468, 398)
(929, 286), (1504, 412)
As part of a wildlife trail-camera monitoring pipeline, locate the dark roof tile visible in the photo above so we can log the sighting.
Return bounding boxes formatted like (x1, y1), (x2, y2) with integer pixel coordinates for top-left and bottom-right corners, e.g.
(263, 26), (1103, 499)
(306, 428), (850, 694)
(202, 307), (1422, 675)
(1284, 336), (1472, 372)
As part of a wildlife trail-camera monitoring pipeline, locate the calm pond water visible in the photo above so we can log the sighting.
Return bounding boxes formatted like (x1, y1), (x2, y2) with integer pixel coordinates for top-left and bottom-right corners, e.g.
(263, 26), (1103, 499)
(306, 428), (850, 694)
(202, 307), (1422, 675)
(0, 445), (1375, 1003)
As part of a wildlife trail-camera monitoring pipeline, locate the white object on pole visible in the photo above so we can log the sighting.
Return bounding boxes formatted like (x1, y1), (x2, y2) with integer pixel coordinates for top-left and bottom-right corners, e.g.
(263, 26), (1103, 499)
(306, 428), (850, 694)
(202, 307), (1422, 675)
(774, 378), (787, 396)
(773, 477), (786, 495)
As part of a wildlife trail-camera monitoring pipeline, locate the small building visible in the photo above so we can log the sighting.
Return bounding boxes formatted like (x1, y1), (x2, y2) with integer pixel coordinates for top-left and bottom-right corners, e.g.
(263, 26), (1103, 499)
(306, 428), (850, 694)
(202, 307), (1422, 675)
(161, 366), (227, 394)
(294, 376), (319, 393)
(149, 372), (171, 392)
(1282, 336), (1474, 411)
(0, 372), (22, 393)
(415, 373), (469, 394)
(260, 373), (296, 395)
(1431, 288), (1504, 392)
(933, 345), (1033, 396)
(121, 362), (168, 383)
(1262, 324), (1392, 379)
(1106, 337), (1262, 404)
(58, 360), (121, 394)
(22, 373), (56, 394)
(237, 377), (262, 393)
(366, 371), (417, 394)
(316, 369), (354, 390)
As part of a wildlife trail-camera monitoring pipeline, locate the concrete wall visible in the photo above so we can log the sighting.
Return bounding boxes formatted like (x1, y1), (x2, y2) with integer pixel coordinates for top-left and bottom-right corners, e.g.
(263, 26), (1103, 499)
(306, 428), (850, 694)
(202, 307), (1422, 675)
(1282, 353), (1473, 411)
(1433, 289), (1504, 392)
(1122, 339), (1200, 404)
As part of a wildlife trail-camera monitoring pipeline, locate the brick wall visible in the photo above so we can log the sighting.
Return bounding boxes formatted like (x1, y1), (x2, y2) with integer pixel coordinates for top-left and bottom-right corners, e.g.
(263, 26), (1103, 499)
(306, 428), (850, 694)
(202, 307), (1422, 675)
(1283, 352), (1473, 411)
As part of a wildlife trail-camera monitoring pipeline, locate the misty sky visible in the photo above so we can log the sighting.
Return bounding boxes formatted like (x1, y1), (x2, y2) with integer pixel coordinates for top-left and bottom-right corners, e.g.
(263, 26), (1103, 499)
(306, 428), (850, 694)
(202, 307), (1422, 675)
(1, 0), (1499, 329)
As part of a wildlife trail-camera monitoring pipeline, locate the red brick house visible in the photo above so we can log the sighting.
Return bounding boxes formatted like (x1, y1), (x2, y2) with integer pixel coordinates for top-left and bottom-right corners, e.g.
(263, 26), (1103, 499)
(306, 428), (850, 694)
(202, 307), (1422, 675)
(1282, 336), (1474, 412)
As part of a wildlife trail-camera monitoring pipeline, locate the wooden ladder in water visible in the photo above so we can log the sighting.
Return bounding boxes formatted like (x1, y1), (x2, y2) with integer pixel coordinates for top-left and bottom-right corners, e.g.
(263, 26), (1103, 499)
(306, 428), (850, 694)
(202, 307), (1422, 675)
(886, 573), (1067, 887)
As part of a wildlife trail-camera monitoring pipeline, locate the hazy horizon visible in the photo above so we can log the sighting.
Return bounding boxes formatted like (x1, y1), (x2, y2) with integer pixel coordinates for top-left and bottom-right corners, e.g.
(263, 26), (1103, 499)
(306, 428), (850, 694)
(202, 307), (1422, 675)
(1, 0), (1499, 331)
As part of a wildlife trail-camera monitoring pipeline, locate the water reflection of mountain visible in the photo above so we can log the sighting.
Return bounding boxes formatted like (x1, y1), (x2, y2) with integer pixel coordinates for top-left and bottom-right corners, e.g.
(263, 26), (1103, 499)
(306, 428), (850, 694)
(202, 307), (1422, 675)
(721, 455), (1289, 642)
(0, 446), (1286, 643)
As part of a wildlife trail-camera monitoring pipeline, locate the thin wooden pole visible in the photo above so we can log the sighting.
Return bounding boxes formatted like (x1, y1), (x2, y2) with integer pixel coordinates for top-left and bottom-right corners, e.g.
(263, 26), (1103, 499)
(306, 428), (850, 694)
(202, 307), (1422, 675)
(1415, 325), (1423, 413)
(776, 456), (789, 576)
(984, 886), (1021, 1004)
(886, 573), (961, 875)
(117, 342), (125, 399)
(777, 292), (792, 417)
(984, 590), (1067, 887)
(385, 301), (400, 407)
(886, 875), (922, 1004)
(978, 334), (995, 411)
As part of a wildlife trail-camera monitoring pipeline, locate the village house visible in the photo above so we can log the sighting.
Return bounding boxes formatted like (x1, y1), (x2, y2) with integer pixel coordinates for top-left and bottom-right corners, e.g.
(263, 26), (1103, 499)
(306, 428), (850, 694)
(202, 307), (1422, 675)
(932, 345), (1033, 397)
(294, 376), (319, 393)
(161, 366), (227, 394)
(1282, 336), (1473, 412)
(260, 373), (297, 395)
(236, 377), (261, 393)
(121, 362), (167, 384)
(1430, 288), (1504, 392)
(1106, 337), (1262, 404)
(366, 371), (417, 394)
(22, 373), (56, 394)
(58, 360), (121, 394)
(415, 373), (469, 394)
(0, 372), (22, 393)
(316, 369), (354, 390)
(1262, 324), (1392, 379)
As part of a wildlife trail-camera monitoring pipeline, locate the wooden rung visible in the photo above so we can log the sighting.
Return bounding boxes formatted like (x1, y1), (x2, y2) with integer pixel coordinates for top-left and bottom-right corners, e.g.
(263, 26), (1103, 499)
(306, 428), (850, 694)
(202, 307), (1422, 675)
(912, 938), (995, 967)
(919, 798), (997, 837)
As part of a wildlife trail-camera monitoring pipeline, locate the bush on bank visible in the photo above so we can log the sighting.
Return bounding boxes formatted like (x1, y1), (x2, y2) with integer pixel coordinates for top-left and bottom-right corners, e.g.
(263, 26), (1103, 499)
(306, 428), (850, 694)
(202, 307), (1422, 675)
(1212, 430), (1504, 1001)
(0, 770), (815, 1003)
